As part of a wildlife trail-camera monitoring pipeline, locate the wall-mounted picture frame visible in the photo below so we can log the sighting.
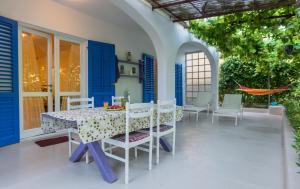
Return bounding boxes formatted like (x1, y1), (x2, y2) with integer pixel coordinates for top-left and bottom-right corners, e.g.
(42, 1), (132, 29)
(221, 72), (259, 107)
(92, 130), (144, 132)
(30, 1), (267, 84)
(120, 65), (125, 74)
(131, 67), (136, 75)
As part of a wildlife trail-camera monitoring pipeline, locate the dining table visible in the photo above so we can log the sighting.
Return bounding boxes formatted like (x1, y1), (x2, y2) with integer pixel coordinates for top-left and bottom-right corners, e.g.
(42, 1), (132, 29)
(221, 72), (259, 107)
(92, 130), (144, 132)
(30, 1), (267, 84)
(41, 106), (183, 183)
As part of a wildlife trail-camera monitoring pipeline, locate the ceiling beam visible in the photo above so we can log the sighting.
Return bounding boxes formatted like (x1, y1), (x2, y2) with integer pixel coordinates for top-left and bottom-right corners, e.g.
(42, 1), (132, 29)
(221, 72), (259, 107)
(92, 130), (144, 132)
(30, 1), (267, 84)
(173, 1), (297, 22)
(152, 0), (198, 10)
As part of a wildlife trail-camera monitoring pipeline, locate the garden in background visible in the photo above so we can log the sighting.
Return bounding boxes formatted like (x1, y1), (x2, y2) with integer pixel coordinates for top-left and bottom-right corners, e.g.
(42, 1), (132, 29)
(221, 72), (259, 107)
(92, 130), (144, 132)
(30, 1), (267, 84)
(189, 6), (300, 166)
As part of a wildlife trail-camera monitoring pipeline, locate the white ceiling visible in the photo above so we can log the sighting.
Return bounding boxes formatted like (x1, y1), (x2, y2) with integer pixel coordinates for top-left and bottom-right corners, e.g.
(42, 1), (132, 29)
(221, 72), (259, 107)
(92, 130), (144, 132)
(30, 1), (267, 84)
(54, 0), (145, 34)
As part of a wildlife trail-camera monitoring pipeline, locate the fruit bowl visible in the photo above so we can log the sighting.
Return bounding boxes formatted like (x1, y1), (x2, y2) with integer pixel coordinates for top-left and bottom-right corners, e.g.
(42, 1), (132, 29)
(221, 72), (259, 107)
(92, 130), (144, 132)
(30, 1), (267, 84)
(105, 105), (125, 111)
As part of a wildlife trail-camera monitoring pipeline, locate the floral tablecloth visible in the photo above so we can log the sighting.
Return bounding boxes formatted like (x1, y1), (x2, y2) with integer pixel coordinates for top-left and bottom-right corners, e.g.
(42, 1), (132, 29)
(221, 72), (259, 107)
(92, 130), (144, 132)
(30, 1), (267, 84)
(41, 106), (183, 144)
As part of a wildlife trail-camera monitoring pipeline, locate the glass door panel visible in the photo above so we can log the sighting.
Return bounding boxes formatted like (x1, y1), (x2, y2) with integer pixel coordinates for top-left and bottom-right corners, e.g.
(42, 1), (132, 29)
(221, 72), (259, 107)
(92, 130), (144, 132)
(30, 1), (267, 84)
(21, 30), (52, 135)
(57, 39), (81, 111)
(59, 40), (80, 92)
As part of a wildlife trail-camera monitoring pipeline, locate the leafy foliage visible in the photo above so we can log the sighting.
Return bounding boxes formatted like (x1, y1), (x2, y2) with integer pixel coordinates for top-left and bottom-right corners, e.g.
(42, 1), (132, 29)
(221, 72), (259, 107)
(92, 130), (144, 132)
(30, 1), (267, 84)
(219, 57), (297, 107)
(189, 6), (300, 166)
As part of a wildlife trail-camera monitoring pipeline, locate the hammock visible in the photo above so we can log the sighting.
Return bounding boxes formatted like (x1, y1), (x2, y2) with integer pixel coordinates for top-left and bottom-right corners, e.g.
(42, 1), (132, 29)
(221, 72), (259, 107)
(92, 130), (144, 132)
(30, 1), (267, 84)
(236, 85), (289, 96)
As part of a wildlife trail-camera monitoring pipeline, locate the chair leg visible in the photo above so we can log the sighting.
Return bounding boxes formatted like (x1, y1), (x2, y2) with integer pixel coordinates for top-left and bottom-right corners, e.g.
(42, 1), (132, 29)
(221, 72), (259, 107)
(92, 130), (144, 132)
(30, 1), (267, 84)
(85, 152), (89, 164)
(134, 148), (138, 158)
(172, 131), (176, 156)
(109, 144), (112, 154)
(212, 112), (214, 125)
(68, 131), (72, 157)
(196, 112), (199, 121)
(235, 115), (238, 127)
(149, 140), (153, 170)
(125, 148), (129, 184)
(101, 141), (105, 152)
(156, 136), (160, 164)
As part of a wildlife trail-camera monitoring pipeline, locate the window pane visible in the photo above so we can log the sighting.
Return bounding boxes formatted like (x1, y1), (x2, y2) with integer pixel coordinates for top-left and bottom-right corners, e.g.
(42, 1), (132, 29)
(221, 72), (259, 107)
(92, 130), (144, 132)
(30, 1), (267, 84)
(193, 66), (198, 72)
(193, 79), (198, 85)
(193, 53), (198, 59)
(186, 66), (192, 72)
(205, 72), (211, 77)
(192, 59), (198, 66)
(187, 73), (193, 79)
(186, 60), (192, 66)
(193, 86), (198, 91)
(193, 72), (198, 78)
(187, 79), (192, 85)
(60, 40), (80, 92)
(199, 79), (205, 84)
(23, 33), (48, 92)
(186, 54), (192, 60)
(199, 59), (205, 65)
(199, 72), (204, 78)
(199, 66), (204, 71)
(205, 65), (211, 71)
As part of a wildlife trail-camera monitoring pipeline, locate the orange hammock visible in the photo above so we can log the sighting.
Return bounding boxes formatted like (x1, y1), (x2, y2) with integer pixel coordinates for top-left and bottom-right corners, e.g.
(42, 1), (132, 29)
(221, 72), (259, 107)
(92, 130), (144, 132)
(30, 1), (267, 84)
(237, 85), (289, 96)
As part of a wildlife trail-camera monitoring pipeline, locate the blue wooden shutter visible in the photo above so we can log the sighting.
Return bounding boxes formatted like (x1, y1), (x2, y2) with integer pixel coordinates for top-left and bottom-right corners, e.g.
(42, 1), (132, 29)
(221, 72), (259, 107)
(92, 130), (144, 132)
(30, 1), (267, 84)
(175, 64), (183, 106)
(143, 53), (155, 102)
(88, 40), (115, 107)
(0, 16), (19, 147)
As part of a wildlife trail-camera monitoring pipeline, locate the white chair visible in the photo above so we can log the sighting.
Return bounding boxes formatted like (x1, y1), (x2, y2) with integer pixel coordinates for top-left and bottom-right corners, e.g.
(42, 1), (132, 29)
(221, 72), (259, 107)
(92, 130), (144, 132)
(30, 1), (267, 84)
(184, 92), (211, 121)
(112, 96), (131, 106)
(154, 99), (177, 164)
(212, 94), (243, 126)
(67, 97), (94, 164)
(102, 101), (154, 184)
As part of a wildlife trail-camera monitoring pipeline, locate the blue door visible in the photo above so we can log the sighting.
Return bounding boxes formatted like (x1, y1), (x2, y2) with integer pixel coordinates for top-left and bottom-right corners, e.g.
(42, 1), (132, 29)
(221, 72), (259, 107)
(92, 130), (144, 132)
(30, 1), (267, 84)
(0, 16), (19, 147)
(88, 40), (115, 107)
(143, 53), (155, 102)
(175, 64), (183, 106)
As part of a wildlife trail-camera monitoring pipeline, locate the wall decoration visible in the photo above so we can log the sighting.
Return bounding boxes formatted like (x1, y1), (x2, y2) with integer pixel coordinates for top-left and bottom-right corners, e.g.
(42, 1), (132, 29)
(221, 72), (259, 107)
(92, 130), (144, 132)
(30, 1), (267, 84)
(131, 67), (136, 75)
(120, 65), (125, 74)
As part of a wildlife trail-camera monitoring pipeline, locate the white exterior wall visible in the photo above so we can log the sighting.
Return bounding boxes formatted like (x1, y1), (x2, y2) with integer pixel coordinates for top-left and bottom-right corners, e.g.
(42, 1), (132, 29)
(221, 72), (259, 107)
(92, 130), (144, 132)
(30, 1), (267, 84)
(111, 0), (219, 107)
(0, 0), (156, 103)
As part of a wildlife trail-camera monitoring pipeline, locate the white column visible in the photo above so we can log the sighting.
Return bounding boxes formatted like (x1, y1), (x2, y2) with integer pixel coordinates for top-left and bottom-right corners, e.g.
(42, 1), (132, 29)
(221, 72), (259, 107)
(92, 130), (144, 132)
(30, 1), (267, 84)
(156, 48), (176, 100)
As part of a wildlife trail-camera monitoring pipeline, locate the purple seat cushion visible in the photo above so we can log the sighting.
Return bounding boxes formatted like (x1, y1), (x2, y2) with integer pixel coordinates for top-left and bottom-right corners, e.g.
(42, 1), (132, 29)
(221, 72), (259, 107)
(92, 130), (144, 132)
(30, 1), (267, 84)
(113, 132), (150, 142)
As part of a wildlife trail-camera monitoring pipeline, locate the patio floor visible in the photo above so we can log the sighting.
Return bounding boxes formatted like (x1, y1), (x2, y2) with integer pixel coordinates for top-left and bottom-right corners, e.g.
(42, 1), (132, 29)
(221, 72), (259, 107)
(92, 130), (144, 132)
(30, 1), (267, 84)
(0, 111), (284, 189)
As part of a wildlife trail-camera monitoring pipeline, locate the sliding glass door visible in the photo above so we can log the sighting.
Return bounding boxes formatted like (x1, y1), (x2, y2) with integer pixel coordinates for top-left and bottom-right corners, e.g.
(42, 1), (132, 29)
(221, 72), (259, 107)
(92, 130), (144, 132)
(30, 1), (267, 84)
(21, 29), (83, 138)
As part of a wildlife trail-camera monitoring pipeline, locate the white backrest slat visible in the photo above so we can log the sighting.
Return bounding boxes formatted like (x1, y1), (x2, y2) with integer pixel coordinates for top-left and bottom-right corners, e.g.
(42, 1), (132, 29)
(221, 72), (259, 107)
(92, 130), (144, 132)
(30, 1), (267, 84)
(69, 104), (93, 110)
(157, 99), (176, 129)
(129, 111), (151, 118)
(124, 101), (154, 145)
(67, 97), (94, 111)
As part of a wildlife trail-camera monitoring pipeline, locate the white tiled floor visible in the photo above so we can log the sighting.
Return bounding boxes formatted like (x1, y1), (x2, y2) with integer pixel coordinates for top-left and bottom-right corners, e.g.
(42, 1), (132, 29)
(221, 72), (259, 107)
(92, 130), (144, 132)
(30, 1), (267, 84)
(0, 111), (284, 189)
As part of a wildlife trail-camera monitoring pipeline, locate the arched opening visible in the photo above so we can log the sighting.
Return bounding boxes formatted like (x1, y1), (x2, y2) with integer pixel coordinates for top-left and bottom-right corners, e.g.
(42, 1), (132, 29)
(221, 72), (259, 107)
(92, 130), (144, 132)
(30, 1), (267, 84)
(175, 41), (219, 108)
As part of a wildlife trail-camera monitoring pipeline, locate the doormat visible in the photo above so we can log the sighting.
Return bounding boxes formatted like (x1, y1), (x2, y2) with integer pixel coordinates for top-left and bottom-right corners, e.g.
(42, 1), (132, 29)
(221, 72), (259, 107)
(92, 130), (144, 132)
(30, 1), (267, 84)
(35, 136), (69, 147)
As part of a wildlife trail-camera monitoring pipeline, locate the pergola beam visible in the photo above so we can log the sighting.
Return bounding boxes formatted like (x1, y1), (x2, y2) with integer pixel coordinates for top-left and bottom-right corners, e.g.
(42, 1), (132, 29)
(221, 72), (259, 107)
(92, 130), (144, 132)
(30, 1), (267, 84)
(152, 0), (198, 10)
(172, 0), (297, 22)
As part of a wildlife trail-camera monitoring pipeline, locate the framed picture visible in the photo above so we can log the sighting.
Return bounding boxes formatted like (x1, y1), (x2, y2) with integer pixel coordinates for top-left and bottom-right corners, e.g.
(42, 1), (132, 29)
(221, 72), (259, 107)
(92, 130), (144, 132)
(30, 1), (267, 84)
(120, 65), (125, 74)
(131, 67), (136, 75)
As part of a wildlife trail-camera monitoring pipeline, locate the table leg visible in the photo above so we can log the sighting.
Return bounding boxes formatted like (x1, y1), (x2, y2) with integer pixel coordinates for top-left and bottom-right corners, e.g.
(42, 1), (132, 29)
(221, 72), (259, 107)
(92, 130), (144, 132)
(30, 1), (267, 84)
(69, 142), (88, 162)
(159, 138), (172, 152)
(69, 142), (118, 183)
